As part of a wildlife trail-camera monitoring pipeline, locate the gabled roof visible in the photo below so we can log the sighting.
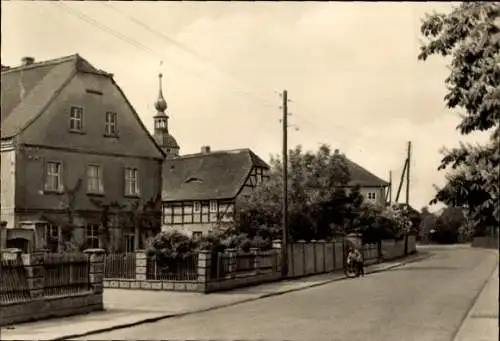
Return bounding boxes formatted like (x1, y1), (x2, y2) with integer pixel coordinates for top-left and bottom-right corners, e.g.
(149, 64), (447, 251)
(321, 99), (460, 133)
(1, 54), (110, 139)
(344, 157), (389, 187)
(162, 148), (269, 201)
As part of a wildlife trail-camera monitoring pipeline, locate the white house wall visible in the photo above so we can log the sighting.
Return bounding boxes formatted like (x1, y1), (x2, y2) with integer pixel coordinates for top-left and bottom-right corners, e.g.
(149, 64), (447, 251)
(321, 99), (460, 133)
(0, 147), (16, 228)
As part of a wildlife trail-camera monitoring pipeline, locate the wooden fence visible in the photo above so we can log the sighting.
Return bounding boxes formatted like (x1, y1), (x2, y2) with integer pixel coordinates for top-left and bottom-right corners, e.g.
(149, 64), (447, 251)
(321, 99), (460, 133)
(102, 237), (415, 293)
(0, 249), (104, 326)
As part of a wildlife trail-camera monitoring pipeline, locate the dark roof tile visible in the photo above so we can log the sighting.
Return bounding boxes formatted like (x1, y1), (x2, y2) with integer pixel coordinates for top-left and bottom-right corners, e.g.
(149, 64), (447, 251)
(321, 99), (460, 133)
(345, 157), (389, 187)
(1, 54), (110, 138)
(162, 149), (269, 201)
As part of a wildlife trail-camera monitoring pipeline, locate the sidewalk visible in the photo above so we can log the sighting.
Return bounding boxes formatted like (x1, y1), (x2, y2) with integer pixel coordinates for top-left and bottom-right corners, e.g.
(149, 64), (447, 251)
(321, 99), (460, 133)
(453, 264), (499, 341)
(0, 252), (428, 341)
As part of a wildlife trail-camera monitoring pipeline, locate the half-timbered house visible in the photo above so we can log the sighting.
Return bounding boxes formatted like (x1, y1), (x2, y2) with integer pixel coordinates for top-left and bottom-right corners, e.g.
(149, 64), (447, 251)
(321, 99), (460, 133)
(161, 147), (270, 237)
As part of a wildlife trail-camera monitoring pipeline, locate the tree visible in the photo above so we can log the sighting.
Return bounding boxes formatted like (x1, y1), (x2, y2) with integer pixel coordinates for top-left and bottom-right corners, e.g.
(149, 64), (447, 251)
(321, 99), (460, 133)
(419, 2), (500, 234)
(91, 194), (162, 252)
(234, 144), (352, 242)
(419, 208), (438, 242)
(41, 178), (83, 252)
(433, 206), (467, 243)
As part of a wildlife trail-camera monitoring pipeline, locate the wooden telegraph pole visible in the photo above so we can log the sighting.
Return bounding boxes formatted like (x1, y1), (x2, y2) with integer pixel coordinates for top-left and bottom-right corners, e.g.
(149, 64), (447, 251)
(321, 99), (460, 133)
(406, 141), (411, 207)
(281, 90), (289, 277)
(404, 141), (411, 255)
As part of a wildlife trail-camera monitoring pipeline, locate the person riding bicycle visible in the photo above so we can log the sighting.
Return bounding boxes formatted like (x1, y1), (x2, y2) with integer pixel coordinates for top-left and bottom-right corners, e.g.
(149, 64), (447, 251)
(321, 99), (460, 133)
(347, 246), (364, 277)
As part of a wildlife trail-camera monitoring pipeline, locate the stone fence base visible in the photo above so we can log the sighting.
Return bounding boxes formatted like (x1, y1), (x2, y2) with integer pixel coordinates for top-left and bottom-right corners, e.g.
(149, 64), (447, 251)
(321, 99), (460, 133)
(206, 269), (281, 293)
(0, 292), (102, 326)
(104, 279), (201, 292)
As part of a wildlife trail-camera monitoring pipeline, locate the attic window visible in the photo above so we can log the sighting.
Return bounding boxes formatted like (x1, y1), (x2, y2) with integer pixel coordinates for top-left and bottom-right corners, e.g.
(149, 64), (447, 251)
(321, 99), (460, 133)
(185, 177), (202, 183)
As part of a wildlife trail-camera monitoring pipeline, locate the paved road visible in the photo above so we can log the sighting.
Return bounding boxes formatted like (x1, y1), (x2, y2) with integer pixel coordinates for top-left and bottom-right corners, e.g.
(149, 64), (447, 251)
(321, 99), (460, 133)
(86, 246), (497, 341)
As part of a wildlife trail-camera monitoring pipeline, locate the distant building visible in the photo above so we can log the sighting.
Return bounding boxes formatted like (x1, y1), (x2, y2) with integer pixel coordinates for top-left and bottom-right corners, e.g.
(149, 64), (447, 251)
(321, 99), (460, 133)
(1, 54), (164, 252)
(339, 152), (390, 206)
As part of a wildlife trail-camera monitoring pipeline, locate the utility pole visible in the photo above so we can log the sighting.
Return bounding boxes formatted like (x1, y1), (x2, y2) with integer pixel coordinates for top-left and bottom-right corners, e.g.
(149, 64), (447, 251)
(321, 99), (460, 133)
(404, 141), (412, 255)
(388, 170), (392, 205)
(281, 90), (289, 277)
(406, 141), (411, 208)
(395, 159), (408, 203)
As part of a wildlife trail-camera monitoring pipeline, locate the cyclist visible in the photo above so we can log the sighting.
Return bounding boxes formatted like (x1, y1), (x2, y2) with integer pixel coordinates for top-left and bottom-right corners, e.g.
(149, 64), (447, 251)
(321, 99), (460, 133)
(347, 246), (364, 277)
(353, 247), (364, 277)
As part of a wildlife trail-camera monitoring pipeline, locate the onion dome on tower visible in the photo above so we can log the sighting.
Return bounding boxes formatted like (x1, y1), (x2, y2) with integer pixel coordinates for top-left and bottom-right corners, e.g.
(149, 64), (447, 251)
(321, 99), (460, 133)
(153, 73), (180, 158)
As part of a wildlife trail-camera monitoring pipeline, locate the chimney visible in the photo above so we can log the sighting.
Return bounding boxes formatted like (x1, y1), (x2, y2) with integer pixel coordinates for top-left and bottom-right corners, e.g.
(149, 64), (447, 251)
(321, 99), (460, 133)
(201, 146), (211, 153)
(21, 57), (35, 67)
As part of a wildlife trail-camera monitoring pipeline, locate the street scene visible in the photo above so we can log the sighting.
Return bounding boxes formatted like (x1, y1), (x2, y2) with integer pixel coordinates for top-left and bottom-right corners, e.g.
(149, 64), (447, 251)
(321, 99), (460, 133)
(1, 1), (499, 341)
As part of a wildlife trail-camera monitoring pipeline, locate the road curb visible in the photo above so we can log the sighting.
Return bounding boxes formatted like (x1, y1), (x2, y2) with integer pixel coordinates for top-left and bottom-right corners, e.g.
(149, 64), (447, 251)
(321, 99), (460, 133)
(50, 253), (426, 341)
(451, 262), (499, 341)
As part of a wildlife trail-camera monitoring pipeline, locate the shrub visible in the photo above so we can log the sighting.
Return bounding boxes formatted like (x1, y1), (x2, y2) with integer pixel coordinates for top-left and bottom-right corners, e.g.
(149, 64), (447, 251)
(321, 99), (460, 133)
(146, 231), (196, 268)
(250, 235), (272, 250)
(195, 232), (226, 254)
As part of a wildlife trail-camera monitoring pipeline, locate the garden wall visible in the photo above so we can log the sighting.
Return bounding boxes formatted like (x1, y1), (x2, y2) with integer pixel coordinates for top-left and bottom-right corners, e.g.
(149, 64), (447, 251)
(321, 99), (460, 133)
(0, 249), (104, 326)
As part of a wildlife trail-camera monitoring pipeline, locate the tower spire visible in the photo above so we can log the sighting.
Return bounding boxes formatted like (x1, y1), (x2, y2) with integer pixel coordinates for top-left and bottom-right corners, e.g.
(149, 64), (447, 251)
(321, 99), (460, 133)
(152, 64), (180, 158)
(155, 72), (167, 113)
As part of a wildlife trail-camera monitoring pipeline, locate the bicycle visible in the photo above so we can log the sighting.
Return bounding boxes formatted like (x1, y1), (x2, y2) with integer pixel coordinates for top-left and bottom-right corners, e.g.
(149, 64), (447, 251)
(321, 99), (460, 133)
(344, 260), (359, 278)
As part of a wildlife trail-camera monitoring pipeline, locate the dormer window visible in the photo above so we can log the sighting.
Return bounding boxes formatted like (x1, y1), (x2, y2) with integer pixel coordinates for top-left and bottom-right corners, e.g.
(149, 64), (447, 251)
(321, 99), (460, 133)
(69, 106), (83, 132)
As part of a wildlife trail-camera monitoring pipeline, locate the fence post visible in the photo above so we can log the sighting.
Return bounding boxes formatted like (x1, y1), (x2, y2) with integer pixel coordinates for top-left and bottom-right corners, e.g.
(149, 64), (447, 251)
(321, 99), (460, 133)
(135, 250), (147, 281)
(84, 248), (105, 294)
(310, 240), (318, 273)
(22, 249), (46, 300)
(226, 248), (237, 278)
(272, 239), (282, 274)
(250, 248), (260, 274)
(197, 250), (211, 293)
(318, 240), (326, 273)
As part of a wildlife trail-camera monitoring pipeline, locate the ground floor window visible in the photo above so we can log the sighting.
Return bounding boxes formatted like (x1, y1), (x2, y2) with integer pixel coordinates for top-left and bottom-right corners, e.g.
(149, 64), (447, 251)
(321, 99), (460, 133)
(85, 224), (100, 249)
(45, 224), (59, 252)
(124, 233), (135, 253)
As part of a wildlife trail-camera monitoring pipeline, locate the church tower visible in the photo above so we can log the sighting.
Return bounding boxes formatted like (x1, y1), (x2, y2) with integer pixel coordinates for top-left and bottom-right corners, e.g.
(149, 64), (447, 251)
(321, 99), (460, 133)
(153, 73), (180, 158)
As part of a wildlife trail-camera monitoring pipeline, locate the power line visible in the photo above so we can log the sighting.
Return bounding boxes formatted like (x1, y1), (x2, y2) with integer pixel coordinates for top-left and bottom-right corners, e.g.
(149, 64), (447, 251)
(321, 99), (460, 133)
(53, 1), (278, 111)
(100, 2), (280, 107)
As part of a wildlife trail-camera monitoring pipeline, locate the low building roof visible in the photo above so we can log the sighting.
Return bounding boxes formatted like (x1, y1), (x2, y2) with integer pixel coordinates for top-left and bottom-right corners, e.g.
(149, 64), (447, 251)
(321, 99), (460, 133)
(162, 148), (269, 201)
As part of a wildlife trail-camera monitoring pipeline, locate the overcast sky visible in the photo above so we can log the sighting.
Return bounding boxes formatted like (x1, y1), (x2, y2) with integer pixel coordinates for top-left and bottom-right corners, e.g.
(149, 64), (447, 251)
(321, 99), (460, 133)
(2, 1), (488, 212)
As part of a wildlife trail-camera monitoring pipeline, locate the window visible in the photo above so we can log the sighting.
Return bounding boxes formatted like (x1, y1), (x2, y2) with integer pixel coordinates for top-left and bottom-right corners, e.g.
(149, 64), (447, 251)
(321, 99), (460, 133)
(124, 168), (140, 196)
(192, 231), (202, 240)
(155, 118), (166, 130)
(367, 192), (376, 200)
(124, 233), (135, 253)
(105, 112), (117, 136)
(69, 106), (83, 132)
(85, 224), (99, 249)
(193, 201), (201, 213)
(87, 165), (104, 194)
(45, 162), (63, 191)
(45, 224), (59, 252)
(209, 200), (217, 213)
(163, 204), (173, 224)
